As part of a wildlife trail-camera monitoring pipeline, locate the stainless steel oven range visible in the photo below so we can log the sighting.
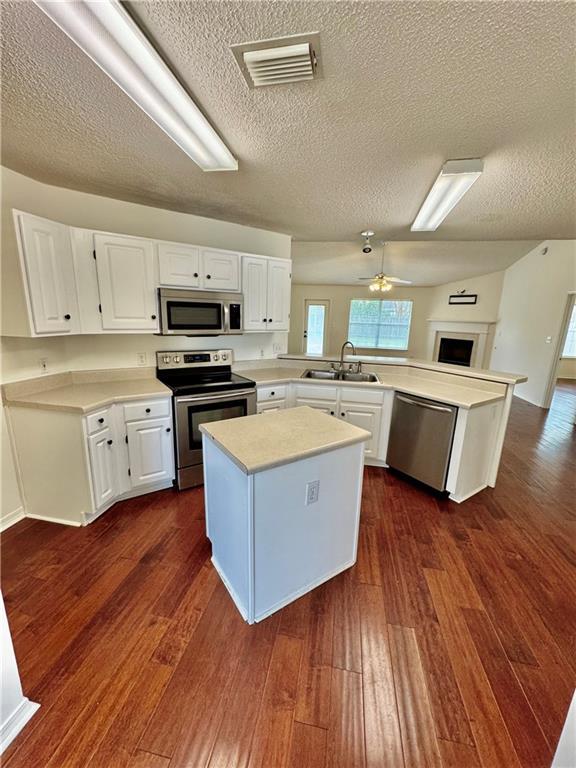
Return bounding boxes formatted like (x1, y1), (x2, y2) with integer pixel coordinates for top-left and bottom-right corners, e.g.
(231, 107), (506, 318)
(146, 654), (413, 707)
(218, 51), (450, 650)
(156, 350), (256, 489)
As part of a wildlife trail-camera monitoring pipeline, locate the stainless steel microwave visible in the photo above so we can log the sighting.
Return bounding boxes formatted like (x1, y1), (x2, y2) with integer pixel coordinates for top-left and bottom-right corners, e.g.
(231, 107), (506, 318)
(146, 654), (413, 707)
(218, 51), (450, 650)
(159, 289), (243, 336)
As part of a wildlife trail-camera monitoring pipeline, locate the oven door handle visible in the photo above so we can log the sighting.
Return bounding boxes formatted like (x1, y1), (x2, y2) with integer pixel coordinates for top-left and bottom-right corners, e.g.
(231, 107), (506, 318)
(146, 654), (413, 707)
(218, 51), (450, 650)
(175, 389), (256, 404)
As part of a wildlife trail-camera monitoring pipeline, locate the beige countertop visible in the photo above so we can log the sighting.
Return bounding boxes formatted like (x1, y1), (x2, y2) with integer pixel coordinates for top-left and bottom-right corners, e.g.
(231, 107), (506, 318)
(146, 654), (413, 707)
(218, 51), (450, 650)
(240, 367), (505, 409)
(278, 354), (528, 385)
(200, 406), (371, 474)
(3, 376), (171, 413)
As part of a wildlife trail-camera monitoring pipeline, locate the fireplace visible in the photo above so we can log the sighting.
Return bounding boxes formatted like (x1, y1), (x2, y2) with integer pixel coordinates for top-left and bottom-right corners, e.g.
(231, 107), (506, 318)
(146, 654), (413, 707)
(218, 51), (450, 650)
(438, 337), (474, 367)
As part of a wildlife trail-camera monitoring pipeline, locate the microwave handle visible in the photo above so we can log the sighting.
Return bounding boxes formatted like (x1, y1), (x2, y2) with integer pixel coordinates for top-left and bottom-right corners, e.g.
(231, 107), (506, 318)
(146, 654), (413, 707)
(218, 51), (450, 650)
(223, 302), (230, 333)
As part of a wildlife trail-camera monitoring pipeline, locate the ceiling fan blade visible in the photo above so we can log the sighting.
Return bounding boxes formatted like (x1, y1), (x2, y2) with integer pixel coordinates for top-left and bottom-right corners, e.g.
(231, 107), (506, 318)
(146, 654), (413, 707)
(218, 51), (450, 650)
(387, 277), (412, 284)
(357, 277), (375, 280)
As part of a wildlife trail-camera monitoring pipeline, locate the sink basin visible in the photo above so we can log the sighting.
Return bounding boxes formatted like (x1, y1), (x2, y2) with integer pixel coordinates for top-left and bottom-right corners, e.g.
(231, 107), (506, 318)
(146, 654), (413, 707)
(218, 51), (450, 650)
(301, 369), (379, 383)
(340, 371), (380, 383)
(301, 369), (339, 380)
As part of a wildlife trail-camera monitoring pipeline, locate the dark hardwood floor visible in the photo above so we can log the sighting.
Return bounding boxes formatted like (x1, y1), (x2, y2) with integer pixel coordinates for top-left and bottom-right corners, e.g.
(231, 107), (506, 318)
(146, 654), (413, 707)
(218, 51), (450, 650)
(2, 383), (575, 767)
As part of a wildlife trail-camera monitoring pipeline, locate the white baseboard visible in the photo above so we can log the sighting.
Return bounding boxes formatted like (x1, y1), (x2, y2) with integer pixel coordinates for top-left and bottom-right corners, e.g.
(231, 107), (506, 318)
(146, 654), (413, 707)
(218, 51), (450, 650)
(0, 506), (25, 532)
(0, 698), (40, 754)
(211, 556), (249, 621)
(449, 484), (487, 504)
(25, 513), (82, 527)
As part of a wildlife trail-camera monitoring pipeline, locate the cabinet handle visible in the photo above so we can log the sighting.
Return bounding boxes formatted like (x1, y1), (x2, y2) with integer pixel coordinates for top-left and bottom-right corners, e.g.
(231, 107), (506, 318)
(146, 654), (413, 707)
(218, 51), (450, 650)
(64, 314), (71, 320)
(146, 408), (151, 413)
(151, 314), (157, 320)
(206, 274), (211, 279)
(193, 272), (199, 278)
(268, 318), (272, 323)
(270, 391), (275, 396)
(166, 427), (171, 433)
(98, 417), (104, 424)
(341, 412), (345, 417)
(330, 411), (335, 415)
(107, 439), (113, 445)
(263, 318), (267, 323)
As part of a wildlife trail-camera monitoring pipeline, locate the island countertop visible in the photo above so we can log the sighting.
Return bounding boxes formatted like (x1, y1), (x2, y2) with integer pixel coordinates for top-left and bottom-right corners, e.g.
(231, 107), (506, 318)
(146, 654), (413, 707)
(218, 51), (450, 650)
(200, 405), (371, 475)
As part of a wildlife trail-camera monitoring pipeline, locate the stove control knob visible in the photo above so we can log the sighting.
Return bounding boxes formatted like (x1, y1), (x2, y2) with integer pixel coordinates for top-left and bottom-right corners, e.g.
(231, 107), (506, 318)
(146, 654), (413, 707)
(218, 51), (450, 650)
(173, 355), (181, 364)
(213, 354), (220, 361)
(163, 355), (171, 364)
(221, 353), (228, 361)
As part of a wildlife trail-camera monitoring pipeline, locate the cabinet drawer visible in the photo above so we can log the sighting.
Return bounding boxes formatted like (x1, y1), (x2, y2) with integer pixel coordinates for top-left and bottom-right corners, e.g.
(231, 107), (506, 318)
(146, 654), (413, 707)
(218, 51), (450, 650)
(294, 384), (338, 402)
(257, 400), (286, 413)
(123, 399), (171, 422)
(86, 408), (112, 435)
(258, 385), (287, 402)
(340, 387), (385, 405)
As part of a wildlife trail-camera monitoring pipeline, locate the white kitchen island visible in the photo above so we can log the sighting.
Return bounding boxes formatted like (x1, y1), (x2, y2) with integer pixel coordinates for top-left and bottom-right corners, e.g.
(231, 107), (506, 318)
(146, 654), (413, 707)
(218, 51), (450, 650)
(200, 406), (370, 624)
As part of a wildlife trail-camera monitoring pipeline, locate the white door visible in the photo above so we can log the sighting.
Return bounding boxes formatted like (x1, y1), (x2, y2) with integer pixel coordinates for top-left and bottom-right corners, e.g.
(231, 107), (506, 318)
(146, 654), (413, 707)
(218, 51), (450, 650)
(242, 256), (268, 331)
(94, 234), (158, 331)
(294, 397), (337, 416)
(127, 417), (174, 488)
(158, 242), (200, 288)
(88, 427), (118, 510)
(303, 300), (329, 355)
(340, 404), (382, 457)
(266, 259), (291, 331)
(200, 249), (240, 291)
(17, 213), (80, 334)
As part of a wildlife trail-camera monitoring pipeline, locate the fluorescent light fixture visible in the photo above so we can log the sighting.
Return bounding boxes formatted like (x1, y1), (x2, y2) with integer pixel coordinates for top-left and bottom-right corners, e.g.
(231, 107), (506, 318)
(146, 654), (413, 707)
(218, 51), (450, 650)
(411, 159), (483, 231)
(34, 0), (238, 171)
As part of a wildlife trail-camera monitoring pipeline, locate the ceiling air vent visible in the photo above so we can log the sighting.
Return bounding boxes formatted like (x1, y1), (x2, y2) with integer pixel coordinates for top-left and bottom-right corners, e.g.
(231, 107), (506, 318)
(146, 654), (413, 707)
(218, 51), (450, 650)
(231, 33), (322, 88)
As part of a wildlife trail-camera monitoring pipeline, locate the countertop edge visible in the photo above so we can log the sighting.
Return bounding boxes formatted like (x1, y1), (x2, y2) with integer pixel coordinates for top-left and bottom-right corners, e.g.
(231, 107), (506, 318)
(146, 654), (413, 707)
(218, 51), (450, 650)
(4, 388), (172, 414)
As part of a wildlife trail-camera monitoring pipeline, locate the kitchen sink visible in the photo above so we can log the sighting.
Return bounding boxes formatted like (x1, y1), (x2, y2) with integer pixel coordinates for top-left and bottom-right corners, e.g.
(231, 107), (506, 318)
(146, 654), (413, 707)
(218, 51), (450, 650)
(301, 369), (339, 380)
(301, 369), (380, 383)
(340, 371), (380, 382)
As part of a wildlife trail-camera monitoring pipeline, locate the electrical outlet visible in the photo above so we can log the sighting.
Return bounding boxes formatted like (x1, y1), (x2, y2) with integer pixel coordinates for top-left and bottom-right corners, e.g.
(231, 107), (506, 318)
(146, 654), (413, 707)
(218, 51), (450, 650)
(272, 342), (283, 354)
(136, 352), (147, 366)
(39, 358), (48, 373)
(305, 480), (320, 505)
(259, 348), (265, 358)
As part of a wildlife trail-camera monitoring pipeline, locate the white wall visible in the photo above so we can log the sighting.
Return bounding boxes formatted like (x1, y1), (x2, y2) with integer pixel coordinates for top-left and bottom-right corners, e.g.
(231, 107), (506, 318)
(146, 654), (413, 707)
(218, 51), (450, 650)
(491, 240), (576, 406)
(428, 271), (504, 322)
(0, 408), (24, 530)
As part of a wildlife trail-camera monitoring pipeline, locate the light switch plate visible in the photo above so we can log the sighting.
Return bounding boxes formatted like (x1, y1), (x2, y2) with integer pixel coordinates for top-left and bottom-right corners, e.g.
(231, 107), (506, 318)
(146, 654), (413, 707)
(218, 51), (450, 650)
(306, 480), (320, 505)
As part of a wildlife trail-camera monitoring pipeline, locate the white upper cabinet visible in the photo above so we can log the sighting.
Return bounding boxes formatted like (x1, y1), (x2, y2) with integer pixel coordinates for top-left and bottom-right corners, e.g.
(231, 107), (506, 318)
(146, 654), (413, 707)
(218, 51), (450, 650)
(200, 248), (240, 291)
(16, 212), (80, 335)
(242, 256), (269, 331)
(94, 234), (159, 331)
(158, 242), (201, 288)
(241, 255), (291, 332)
(267, 258), (291, 331)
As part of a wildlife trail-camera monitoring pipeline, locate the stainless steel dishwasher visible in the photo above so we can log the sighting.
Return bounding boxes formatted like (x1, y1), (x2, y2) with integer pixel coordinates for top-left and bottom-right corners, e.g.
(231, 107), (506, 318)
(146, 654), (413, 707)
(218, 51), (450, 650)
(386, 392), (458, 491)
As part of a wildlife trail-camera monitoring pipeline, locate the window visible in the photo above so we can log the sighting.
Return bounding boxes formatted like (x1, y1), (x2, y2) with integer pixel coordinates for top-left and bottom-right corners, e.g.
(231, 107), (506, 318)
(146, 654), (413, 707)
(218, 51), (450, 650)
(348, 299), (413, 350)
(562, 304), (576, 357)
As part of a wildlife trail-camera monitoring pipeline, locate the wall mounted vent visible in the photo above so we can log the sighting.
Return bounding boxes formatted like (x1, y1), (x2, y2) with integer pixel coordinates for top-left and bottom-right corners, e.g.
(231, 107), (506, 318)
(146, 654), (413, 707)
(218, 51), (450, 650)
(231, 33), (322, 88)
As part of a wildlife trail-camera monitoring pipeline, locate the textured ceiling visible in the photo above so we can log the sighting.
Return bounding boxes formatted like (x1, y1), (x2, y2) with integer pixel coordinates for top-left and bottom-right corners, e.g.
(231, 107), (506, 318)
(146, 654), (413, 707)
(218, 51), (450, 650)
(291, 240), (538, 286)
(1, 1), (575, 246)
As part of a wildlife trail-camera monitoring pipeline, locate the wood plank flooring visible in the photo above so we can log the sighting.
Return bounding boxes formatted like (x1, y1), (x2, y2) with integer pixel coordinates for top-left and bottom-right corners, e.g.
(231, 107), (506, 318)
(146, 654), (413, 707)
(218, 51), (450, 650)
(2, 382), (575, 767)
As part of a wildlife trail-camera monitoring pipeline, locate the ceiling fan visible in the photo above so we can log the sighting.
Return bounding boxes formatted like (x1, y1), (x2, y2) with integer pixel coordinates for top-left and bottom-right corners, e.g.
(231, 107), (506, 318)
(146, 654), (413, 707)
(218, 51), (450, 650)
(357, 232), (412, 292)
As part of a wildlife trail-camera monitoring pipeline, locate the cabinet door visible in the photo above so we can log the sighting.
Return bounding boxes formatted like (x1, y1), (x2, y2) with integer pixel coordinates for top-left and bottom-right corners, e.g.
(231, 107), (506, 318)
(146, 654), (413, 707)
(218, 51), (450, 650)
(94, 234), (158, 331)
(257, 400), (286, 413)
(126, 417), (174, 488)
(340, 404), (382, 457)
(295, 397), (338, 416)
(158, 242), (200, 288)
(242, 256), (268, 331)
(200, 249), (240, 291)
(87, 427), (117, 510)
(266, 259), (291, 330)
(17, 213), (80, 334)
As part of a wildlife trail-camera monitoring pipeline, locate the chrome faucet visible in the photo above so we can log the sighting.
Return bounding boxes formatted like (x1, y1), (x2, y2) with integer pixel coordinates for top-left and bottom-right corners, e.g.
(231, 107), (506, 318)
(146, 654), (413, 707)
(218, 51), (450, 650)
(339, 341), (361, 374)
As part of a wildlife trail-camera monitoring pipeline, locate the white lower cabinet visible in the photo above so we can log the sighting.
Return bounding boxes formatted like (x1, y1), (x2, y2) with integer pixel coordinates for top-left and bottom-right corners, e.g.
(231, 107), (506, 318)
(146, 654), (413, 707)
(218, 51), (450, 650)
(87, 427), (118, 510)
(126, 417), (174, 487)
(339, 403), (382, 457)
(85, 397), (174, 519)
(257, 401), (287, 413)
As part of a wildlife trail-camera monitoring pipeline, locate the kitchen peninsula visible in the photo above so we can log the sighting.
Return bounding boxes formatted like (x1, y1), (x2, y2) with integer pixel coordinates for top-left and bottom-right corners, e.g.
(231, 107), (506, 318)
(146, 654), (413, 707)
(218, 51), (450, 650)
(201, 406), (370, 623)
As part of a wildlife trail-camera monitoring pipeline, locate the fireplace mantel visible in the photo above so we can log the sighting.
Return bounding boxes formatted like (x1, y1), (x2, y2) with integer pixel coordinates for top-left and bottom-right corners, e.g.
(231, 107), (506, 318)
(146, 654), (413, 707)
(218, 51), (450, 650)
(426, 319), (497, 368)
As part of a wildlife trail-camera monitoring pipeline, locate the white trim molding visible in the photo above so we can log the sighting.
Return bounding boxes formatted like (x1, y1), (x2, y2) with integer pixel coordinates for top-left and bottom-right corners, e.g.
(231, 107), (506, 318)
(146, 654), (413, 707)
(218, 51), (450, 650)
(0, 507), (25, 533)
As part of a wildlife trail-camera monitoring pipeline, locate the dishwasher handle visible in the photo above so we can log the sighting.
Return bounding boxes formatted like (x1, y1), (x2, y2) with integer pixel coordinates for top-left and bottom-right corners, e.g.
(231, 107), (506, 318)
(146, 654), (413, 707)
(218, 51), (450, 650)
(396, 394), (454, 413)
